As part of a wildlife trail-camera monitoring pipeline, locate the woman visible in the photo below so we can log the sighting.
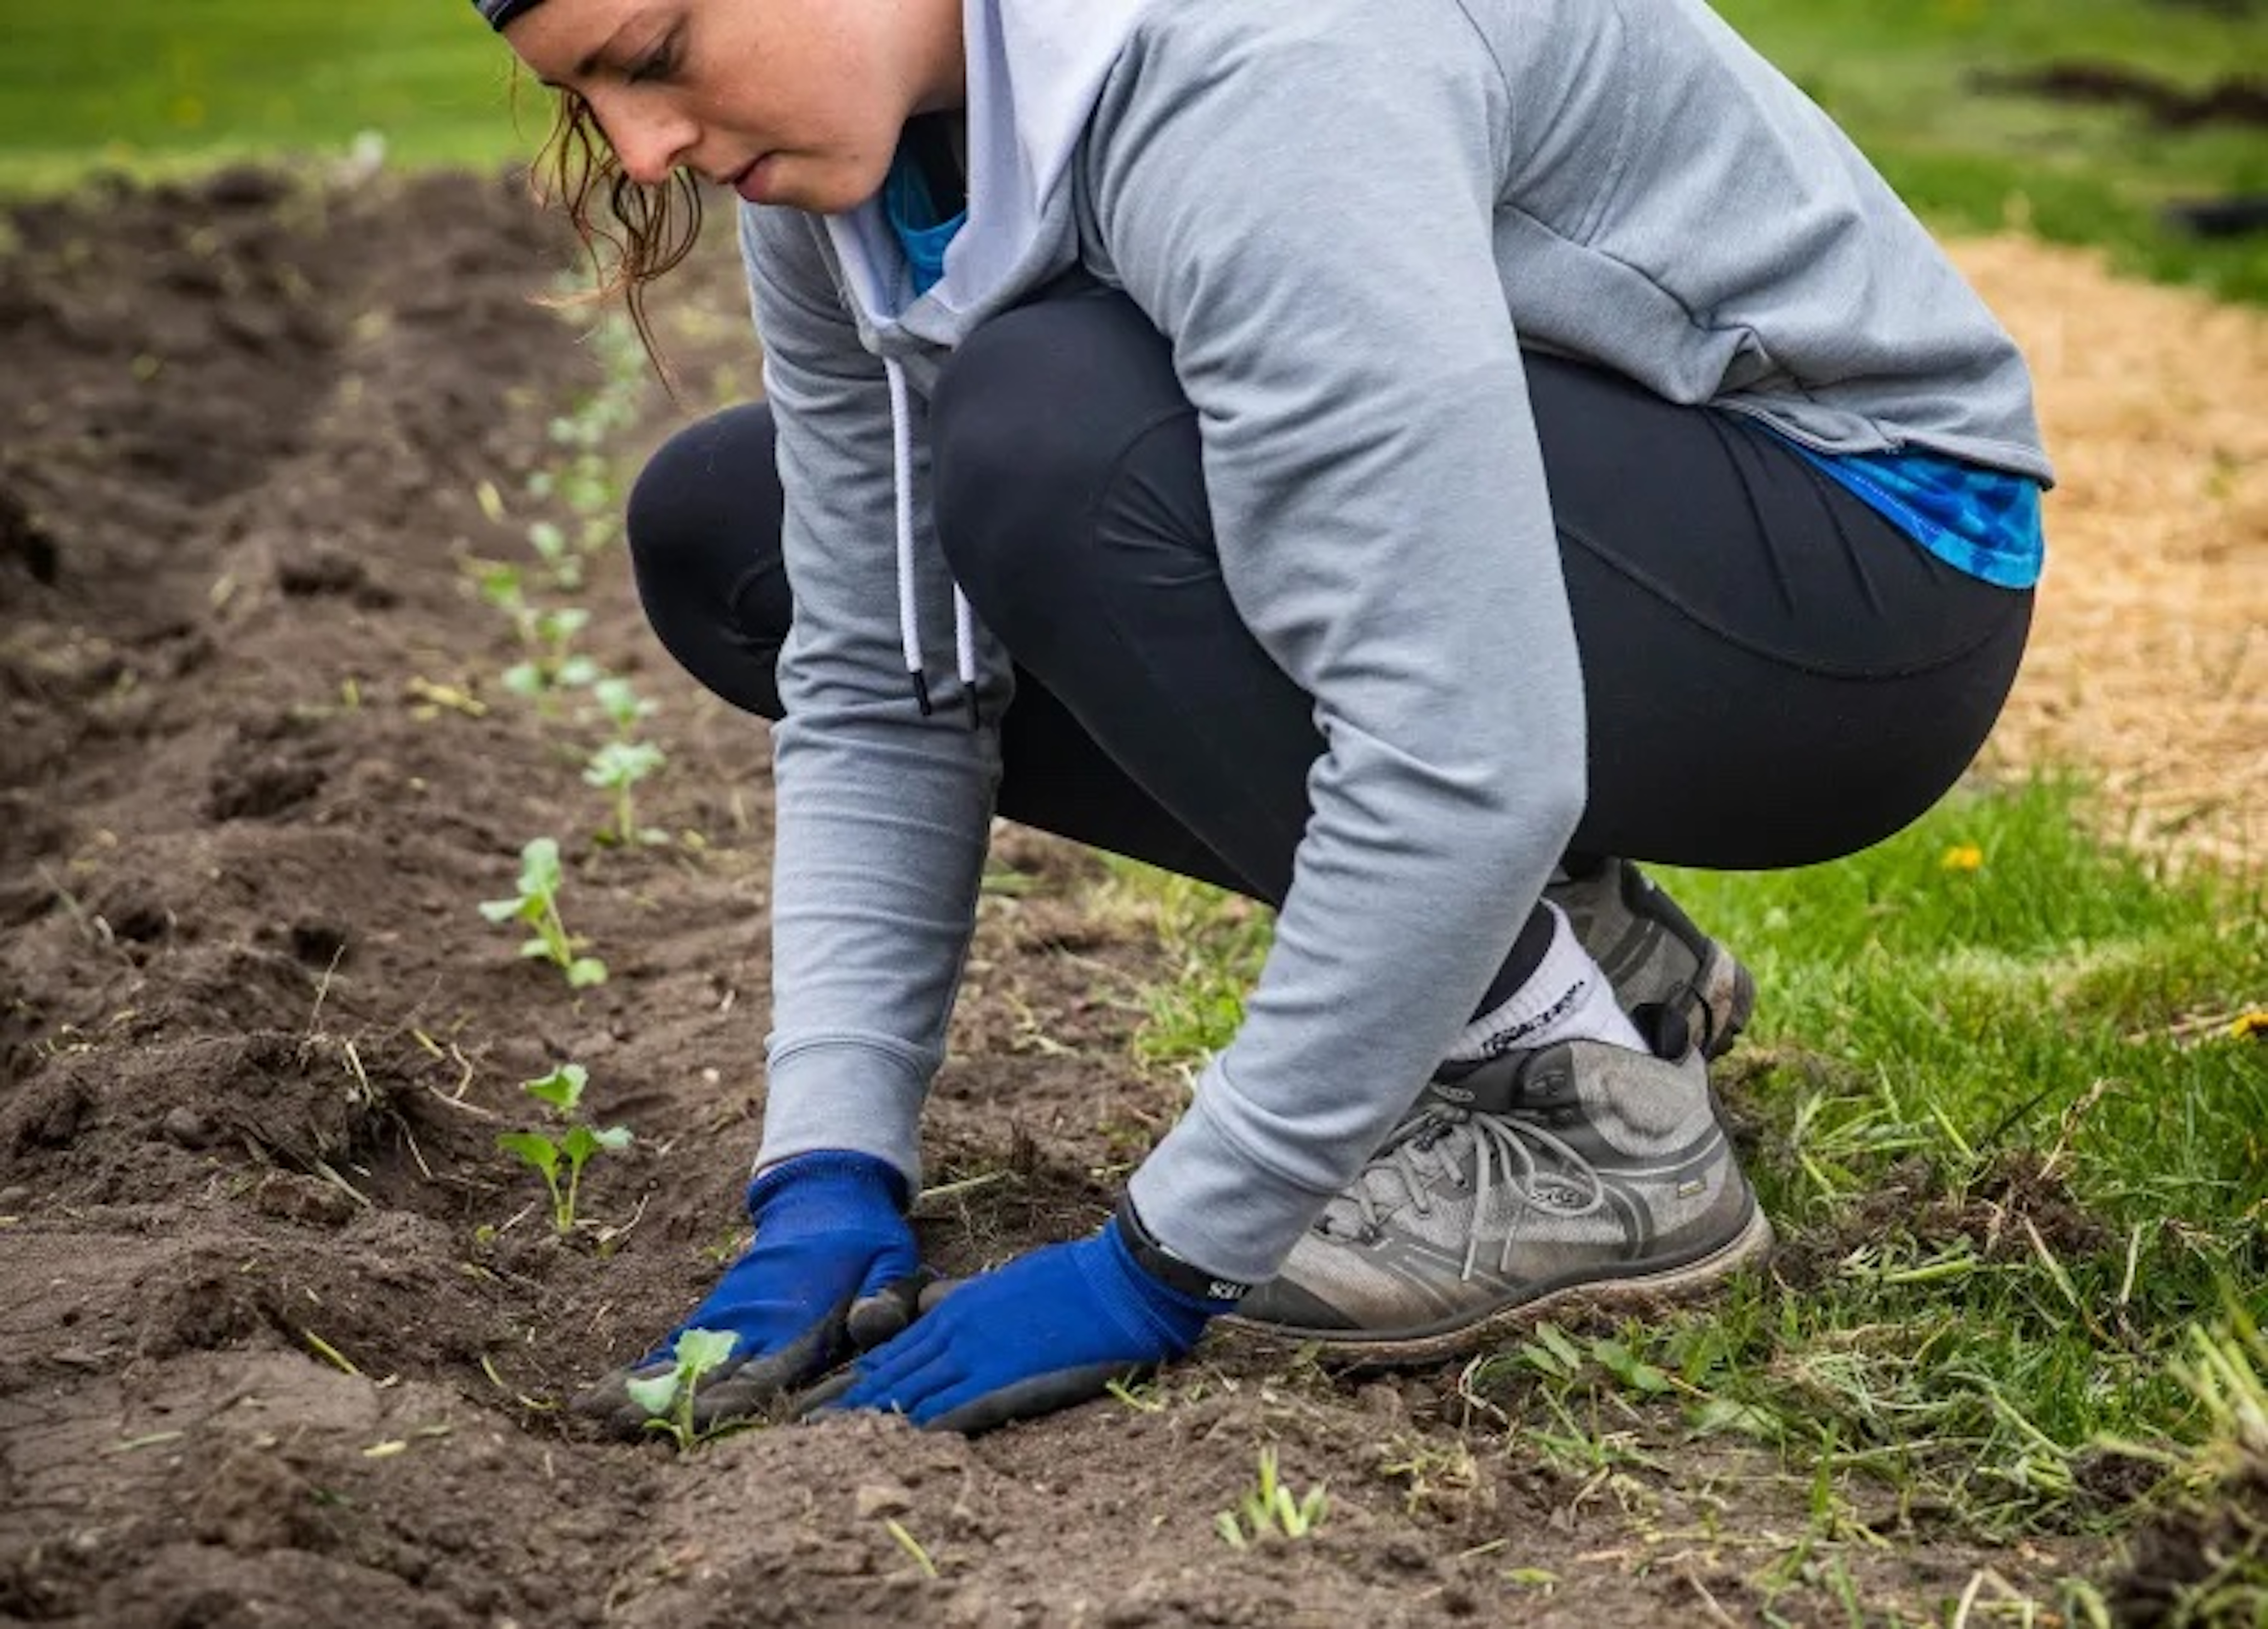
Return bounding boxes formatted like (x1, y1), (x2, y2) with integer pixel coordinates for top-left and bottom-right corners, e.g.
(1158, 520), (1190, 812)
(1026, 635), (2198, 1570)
(478, 0), (2048, 1436)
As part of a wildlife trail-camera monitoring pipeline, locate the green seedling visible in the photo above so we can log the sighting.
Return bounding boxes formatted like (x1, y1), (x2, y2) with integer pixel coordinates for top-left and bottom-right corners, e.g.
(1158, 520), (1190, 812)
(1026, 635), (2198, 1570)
(503, 607), (600, 698)
(495, 1063), (632, 1234)
(1214, 1447), (1328, 1549)
(526, 520), (583, 592)
(585, 739), (667, 848)
(591, 676), (658, 739)
(625, 1327), (740, 1451)
(478, 837), (608, 987)
(474, 559), (530, 624)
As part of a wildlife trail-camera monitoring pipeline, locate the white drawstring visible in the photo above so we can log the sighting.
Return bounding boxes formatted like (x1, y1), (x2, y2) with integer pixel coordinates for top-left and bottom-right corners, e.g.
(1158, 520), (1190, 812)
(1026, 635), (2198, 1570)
(882, 358), (930, 715)
(953, 585), (979, 728)
(882, 359), (982, 727)
(828, 212), (981, 728)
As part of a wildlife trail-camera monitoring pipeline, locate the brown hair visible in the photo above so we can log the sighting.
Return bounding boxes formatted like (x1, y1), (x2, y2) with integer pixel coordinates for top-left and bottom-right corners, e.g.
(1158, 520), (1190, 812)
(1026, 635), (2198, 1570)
(529, 87), (703, 375)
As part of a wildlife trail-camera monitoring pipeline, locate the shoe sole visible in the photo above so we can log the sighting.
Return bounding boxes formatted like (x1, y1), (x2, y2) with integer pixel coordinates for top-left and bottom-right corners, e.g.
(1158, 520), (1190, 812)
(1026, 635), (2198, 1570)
(1214, 1205), (1775, 1368)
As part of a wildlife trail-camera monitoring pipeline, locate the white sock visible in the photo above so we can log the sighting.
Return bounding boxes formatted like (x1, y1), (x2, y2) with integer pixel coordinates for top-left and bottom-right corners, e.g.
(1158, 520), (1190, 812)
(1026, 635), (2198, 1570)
(1445, 901), (1646, 1063)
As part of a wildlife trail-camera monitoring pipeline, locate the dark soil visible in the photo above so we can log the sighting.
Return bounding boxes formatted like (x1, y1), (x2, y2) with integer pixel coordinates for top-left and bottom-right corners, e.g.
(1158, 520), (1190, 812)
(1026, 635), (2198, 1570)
(0, 168), (2102, 1626)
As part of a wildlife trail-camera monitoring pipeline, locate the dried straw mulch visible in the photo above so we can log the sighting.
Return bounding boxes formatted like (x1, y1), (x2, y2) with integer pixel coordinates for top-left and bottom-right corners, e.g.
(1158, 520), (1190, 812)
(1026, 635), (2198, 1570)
(1952, 237), (2267, 871)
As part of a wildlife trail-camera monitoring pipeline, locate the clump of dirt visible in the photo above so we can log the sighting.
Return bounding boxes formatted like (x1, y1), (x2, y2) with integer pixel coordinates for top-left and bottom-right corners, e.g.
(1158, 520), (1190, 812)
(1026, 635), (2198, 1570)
(1767, 1145), (2110, 1293)
(2112, 1461), (2268, 1625)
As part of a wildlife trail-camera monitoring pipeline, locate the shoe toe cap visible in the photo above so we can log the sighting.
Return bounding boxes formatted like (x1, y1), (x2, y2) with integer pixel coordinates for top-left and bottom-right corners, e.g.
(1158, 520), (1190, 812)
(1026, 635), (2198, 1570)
(1229, 1275), (1364, 1333)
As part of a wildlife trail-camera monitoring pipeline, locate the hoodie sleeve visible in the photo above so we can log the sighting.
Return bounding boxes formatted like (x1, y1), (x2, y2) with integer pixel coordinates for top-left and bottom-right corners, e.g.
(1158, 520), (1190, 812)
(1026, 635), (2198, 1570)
(1091, 0), (1591, 1282)
(739, 204), (1002, 1193)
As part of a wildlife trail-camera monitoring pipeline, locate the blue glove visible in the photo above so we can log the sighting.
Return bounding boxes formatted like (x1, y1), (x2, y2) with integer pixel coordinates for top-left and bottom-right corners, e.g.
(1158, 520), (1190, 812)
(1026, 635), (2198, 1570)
(810, 1207), (1244, 1434)
(575, 1150), (922, 1436)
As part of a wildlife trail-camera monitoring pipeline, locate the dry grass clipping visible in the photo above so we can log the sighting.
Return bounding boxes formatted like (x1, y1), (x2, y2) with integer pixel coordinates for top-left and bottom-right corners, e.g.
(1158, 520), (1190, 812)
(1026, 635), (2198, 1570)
(1951, 237), (2267, 871)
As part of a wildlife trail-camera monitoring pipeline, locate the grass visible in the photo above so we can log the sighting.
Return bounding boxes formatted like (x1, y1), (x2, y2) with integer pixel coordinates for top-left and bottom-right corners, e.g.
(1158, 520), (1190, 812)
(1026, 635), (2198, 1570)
(1712, 0), (2268, 304)
(2, 0), (2262, 309)
(1110, 776), (2268, 1609)
(0, 2), (531, 193)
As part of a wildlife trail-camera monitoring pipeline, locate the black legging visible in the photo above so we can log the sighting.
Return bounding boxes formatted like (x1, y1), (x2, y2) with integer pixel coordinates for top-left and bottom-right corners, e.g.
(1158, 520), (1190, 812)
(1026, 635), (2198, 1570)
(628, 279), (2032, 996)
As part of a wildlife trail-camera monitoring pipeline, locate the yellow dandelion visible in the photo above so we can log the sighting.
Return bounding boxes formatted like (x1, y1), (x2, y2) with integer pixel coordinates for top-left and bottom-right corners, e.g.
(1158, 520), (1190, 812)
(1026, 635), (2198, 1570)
(1940, 844), (1985, 873)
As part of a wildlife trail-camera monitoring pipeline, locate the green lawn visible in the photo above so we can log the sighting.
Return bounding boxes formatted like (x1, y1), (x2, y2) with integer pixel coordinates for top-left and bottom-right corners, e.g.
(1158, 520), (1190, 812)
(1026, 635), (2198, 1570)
(1714, 0), (2268, 303)
(0, 2), (530, 191)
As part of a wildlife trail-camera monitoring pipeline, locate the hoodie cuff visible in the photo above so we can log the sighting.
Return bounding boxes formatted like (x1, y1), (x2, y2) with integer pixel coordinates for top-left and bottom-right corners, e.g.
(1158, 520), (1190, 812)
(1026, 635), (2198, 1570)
(754, 1041), (926, 1195)
(1125, 1068), (1335, 1286)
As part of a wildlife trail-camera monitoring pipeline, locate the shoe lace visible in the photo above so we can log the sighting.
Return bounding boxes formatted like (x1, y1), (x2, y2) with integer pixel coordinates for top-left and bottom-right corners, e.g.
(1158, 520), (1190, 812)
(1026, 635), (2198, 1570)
(1319, 1104), (1608, 1281)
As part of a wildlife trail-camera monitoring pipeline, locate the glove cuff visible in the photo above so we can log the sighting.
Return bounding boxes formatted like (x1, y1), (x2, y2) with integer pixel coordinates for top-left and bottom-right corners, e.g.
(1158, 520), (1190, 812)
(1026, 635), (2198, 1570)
(747, 1149), (910, 1224)
(1114, 1194), (1254, 1307)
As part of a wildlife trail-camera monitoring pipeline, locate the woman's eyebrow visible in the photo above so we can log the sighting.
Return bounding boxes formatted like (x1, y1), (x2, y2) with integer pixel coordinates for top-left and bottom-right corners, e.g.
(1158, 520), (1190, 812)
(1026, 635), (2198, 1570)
(538, 16), (646, 90)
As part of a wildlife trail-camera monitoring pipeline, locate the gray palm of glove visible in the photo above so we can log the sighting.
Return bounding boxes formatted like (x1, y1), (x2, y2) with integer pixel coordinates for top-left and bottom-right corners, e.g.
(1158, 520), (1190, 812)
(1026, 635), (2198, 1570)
(570, 1152), (925, 1438)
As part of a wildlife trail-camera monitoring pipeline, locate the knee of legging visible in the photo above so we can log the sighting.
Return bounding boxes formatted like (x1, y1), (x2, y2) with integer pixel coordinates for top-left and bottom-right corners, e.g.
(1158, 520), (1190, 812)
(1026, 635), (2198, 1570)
(626, 402), (781, 595)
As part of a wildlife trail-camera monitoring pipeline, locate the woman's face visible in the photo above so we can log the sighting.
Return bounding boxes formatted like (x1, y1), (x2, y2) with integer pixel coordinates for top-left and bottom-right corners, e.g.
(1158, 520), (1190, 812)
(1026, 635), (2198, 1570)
(503, 0), (964, 213)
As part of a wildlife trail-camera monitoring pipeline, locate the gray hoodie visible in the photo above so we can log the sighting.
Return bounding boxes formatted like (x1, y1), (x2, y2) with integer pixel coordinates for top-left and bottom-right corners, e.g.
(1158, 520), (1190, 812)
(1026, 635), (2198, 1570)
(746, 0), (2051, 1282)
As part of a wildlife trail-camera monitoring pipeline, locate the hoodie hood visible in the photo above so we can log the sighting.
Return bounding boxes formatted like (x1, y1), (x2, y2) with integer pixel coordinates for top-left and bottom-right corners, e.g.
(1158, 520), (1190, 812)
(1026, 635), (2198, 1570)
(827, 0), (1155, 350)
(815, 0), (1154, 721)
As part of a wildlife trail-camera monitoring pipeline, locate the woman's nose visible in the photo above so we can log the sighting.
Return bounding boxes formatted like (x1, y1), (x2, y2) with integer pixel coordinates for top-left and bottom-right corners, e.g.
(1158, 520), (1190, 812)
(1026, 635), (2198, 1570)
(599, 97), (699, 188)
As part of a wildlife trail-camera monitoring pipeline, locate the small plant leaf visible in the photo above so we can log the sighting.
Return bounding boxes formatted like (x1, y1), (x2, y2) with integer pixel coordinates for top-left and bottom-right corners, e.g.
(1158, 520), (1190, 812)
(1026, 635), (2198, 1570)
(496, 1131), (559, 1179)
(523, 1063), (588, 1115)
(591, 1125), (633, 1151)
(1536, 1322), (1584, 1372)
(477, 897), (525, 923)
(624, 1372), (680, 1417)
(675, 1328), (739, 1384)
(519, 838), (563, 896)
(560, 1124), (601, 1167)
(1589, 1336), (1672, 1396)
(568, 956), (609, 988)
(501, 662), (544, 697)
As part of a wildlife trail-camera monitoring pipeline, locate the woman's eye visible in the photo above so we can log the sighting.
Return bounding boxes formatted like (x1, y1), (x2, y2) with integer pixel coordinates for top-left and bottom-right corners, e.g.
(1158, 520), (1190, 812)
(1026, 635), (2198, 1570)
(627, 30), (679, 84)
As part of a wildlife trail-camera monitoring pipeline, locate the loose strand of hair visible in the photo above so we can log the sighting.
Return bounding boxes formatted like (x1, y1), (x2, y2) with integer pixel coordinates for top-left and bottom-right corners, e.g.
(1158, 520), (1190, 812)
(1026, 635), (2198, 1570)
(527, 87), (701, 393)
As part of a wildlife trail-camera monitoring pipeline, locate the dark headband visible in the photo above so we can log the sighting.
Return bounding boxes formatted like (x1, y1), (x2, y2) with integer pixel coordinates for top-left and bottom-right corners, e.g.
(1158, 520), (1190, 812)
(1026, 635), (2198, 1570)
(476, 0), (545, 29)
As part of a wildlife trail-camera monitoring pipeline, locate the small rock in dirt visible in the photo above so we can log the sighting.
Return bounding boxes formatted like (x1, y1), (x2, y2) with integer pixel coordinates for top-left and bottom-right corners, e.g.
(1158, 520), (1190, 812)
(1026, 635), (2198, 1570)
(161, 1106), (210, 1148)
(251, 1171), (360, 1228)
(855, 1481), (914, 1519)
(0, 1184), (29, 1210)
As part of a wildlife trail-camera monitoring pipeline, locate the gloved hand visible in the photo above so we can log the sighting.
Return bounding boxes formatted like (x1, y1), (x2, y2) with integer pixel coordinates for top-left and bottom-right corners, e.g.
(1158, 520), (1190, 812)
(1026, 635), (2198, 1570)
(575, 1150), (923, 1437)
(807, 1206), (1244, 1434)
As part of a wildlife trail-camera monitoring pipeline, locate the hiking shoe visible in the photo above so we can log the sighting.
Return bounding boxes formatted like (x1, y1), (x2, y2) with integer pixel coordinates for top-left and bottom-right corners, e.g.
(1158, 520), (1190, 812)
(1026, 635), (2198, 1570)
(1225, 1039), (1772, 1361)
(1547, 858), (1755, 1059)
